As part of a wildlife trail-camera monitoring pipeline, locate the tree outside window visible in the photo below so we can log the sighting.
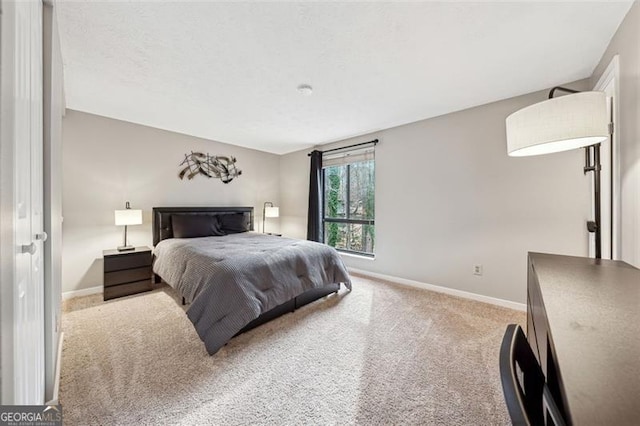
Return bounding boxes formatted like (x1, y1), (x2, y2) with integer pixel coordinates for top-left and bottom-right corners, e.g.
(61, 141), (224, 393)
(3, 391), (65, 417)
(323, 157), (375, 256)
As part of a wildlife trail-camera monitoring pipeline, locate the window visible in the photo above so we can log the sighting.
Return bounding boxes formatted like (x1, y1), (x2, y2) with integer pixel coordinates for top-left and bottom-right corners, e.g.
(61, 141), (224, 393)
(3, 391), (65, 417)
(322, 146), (375, 256)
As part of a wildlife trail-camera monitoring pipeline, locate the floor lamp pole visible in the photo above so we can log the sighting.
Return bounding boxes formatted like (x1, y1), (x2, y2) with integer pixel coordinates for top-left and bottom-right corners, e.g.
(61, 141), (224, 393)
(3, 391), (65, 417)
(549, 87), (602, 259)
(586, 144), (602, 259)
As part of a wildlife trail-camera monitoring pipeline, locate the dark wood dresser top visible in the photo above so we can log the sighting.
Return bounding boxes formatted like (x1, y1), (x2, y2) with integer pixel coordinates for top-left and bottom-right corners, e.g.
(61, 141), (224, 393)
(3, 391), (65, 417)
(529, 252), (640, 425)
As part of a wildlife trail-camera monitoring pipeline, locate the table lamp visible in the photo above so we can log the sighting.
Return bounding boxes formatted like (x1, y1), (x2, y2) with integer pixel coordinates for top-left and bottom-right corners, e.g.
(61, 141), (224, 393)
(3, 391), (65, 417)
(263, 202), (279, 234)
(114, 201), (143, 251)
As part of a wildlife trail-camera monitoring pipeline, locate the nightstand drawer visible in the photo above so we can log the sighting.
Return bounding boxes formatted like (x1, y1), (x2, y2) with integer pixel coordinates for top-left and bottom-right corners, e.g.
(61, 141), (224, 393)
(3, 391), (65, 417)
(104, 266), (151, 287)
(104, 251), (151, 272)
(104, 280), (152, 301)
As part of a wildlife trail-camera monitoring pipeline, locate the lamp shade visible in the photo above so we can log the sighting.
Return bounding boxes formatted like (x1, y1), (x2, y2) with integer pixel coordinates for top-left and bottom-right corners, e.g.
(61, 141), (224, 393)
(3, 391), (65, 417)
(506, 91), (608, 157)
(114, 209), (142, 226)
(265, 206), (279, 218)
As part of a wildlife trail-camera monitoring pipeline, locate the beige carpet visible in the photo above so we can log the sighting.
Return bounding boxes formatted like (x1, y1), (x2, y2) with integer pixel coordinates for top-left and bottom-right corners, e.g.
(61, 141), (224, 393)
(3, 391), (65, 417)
(60, 274), (524, 425)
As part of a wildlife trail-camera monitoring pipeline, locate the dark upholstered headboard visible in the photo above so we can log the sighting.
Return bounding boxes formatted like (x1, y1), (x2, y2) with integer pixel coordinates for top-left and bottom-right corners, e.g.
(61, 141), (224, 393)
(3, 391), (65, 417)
(152, 206), (254, 246)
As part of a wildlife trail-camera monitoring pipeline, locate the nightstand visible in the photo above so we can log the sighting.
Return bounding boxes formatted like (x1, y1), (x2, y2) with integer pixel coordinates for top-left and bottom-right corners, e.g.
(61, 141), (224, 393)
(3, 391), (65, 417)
(103, 246), (152, 301)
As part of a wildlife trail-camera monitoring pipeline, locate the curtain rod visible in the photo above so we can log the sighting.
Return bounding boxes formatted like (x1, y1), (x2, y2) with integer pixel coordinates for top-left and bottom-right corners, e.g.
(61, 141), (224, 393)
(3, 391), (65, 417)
(307, 139), (378, 157)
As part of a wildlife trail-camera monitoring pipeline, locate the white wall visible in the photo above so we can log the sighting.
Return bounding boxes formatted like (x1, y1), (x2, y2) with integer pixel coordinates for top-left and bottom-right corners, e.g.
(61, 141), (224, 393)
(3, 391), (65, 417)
(62, 110), (280, 293)
(280, 83), (591, 304)
(591, 0), (640, 268)
(279, 149), (310, 238)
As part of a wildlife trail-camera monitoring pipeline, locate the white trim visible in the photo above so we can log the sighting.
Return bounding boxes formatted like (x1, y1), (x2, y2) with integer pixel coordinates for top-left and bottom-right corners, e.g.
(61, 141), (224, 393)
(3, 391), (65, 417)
(594, 54), (619, 91)
(339, 251), (375, 261)
(593, 54), (621, 260)
(45, 332), (63, 406)
(348, 267), (527, 312)
(62, 286), (102, 300)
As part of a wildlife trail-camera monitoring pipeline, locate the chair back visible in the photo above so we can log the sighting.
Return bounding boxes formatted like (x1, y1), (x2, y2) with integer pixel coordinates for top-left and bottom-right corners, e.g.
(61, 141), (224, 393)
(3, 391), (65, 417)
(499, 324), (566, 426)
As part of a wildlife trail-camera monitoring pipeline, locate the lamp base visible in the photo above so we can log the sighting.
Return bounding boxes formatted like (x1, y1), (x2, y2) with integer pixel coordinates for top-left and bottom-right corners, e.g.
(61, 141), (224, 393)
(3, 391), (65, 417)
(117, 245), (135, 252)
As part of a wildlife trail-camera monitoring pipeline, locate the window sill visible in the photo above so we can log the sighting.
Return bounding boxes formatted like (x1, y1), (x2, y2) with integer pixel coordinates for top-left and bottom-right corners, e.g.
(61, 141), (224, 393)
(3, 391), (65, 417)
(338, 251), (375, 261)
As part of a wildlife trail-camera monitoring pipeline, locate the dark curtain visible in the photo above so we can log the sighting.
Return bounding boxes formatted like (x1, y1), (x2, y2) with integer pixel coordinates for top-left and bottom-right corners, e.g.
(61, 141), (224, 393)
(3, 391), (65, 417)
(307, 150), (323, 242)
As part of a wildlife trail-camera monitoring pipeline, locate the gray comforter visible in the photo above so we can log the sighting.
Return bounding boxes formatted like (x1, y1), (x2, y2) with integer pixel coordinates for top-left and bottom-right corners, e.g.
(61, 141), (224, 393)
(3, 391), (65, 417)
(153, 232), (351, 354)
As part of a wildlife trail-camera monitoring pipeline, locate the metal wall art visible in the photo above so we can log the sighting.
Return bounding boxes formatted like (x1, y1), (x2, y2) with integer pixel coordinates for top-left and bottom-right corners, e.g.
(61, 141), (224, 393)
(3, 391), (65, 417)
(179, 152), (242, 183)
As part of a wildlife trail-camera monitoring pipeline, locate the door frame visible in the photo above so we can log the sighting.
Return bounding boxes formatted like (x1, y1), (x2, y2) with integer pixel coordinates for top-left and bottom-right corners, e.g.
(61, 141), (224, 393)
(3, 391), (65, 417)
(43, 0), (64, 404)
(592, 55), (621, 260)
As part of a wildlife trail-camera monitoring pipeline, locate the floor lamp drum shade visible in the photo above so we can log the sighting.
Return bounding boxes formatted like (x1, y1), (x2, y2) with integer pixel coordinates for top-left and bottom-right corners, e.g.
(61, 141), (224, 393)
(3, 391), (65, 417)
(114, 209), (143, 226)
(506, 91), (609, 157)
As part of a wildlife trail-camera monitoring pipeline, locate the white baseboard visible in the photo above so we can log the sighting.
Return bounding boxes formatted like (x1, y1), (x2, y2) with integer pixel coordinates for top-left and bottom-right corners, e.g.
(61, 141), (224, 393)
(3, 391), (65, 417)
(45, 332), (64, 406)
(62, 286), (102, 300)
(61, 273), (525, 311)
(348, 267), (526, 312)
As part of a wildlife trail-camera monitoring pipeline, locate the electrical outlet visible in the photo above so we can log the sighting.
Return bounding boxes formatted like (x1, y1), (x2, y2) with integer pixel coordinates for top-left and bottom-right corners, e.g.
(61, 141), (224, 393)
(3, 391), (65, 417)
(473, 264), (483, 276)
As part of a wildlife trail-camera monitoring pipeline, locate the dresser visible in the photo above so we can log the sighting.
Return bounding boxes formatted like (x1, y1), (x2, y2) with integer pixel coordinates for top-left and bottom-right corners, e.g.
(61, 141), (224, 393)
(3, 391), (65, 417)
(103, 246), (153, 301)
(527, 252), (640, 425)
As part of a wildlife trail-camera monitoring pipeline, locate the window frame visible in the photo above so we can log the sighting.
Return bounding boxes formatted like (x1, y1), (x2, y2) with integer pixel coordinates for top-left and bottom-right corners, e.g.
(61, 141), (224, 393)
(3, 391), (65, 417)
(321, 161), (375, 257)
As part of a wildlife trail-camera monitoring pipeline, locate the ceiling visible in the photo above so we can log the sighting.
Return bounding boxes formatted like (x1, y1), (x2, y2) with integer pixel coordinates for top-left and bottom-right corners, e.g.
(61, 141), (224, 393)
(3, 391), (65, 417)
(56, 1), (633, 155)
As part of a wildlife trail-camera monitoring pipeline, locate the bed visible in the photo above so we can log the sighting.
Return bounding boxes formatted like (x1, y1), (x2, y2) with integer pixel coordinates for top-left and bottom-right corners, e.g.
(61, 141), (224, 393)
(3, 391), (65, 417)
(151, 206), (351, 355)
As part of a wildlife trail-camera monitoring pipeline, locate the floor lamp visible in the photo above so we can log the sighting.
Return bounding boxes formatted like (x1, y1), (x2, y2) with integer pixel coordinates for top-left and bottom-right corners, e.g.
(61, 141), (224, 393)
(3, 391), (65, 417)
(505, 88), (610, 259)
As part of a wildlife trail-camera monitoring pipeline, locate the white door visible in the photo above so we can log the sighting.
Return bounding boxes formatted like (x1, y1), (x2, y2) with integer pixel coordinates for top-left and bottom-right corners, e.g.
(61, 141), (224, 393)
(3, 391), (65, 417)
(590, 56), (620, 260)
(13, 0), (45, 404)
